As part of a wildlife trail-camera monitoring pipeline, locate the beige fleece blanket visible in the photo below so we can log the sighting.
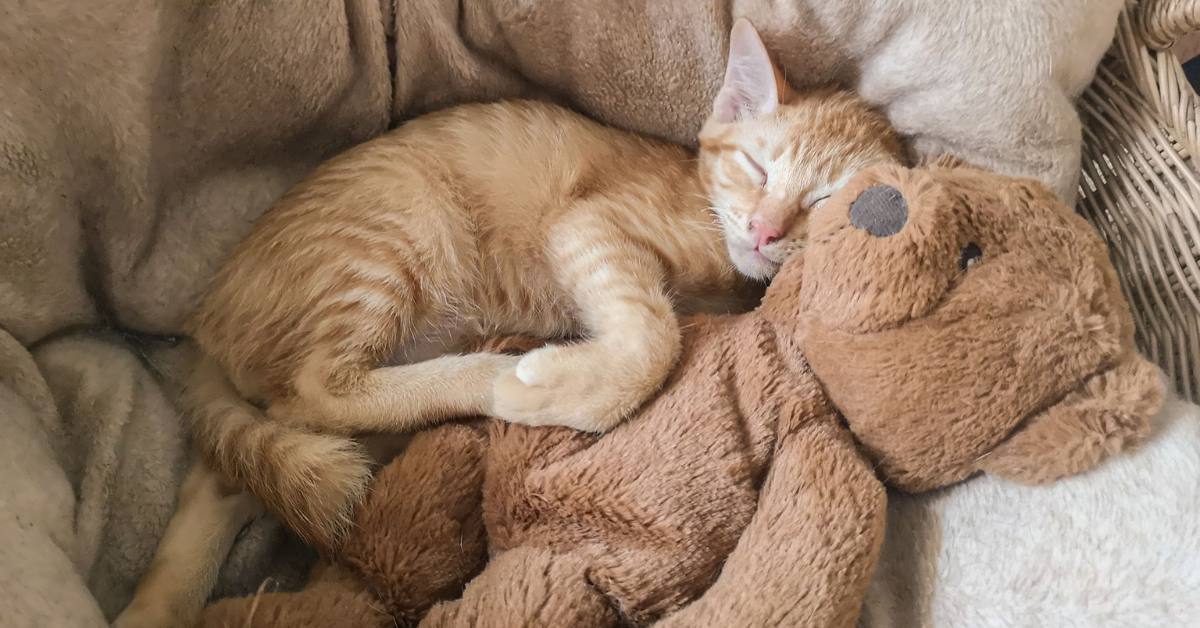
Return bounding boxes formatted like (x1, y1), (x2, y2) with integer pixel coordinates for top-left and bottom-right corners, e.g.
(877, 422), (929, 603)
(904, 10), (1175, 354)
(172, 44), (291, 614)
(4, 1), (1196, 626)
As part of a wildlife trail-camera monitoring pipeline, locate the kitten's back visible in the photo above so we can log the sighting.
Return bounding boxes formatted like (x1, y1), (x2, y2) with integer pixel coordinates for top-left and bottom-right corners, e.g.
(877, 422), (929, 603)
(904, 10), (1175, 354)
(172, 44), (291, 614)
(189, 101), (726, 401)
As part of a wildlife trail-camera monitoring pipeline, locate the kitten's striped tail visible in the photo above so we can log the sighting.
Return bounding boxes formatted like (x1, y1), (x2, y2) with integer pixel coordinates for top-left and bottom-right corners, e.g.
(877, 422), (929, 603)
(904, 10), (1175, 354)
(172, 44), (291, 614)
(184, 356), (372, 553)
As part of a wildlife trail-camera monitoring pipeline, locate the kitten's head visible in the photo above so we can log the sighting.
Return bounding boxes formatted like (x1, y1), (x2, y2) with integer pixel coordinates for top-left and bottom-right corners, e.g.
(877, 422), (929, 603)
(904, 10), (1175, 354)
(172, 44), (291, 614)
(699, 19), (907, 280)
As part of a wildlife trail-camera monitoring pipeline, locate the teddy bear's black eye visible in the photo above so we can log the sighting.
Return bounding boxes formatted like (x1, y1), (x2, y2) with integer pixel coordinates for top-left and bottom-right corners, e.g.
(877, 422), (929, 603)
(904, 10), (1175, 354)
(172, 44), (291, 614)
(959, 242), (982, 270)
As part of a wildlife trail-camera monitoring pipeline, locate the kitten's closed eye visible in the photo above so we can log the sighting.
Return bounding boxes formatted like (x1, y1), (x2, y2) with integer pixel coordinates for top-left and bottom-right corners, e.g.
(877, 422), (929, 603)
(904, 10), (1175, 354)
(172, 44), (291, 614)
(734, 150), (767, 187)
(810, 195), (832, 210)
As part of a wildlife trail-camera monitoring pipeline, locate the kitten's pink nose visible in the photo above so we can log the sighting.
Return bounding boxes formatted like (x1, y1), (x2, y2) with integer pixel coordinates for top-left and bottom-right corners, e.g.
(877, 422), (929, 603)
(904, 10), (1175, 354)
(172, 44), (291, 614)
(749, 218), (783, 248)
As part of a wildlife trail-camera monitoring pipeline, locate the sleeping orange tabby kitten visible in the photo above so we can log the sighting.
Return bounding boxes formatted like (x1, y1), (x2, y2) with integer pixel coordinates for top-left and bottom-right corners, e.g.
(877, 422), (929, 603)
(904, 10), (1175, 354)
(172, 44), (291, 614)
(116, 20), (904, 628)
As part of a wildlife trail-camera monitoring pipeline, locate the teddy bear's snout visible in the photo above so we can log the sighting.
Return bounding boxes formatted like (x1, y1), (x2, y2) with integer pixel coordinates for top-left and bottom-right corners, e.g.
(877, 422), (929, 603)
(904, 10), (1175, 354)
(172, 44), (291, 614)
(849, 185), (908, 238)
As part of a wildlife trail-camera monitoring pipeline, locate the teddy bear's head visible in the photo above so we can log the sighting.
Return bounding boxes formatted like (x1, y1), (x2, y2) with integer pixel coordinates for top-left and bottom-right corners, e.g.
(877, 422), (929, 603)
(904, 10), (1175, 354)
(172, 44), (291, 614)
(763, 158), (1164, 492)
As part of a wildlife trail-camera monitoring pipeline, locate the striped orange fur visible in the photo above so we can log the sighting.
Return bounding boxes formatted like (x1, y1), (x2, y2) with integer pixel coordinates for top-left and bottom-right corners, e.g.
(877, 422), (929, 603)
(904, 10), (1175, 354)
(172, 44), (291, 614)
(188, 100), (753, 550)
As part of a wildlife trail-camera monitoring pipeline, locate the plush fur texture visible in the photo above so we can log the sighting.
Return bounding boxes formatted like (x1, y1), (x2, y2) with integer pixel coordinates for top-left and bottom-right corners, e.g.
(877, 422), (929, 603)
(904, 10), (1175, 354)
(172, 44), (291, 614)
(194, 161), (1163, 628)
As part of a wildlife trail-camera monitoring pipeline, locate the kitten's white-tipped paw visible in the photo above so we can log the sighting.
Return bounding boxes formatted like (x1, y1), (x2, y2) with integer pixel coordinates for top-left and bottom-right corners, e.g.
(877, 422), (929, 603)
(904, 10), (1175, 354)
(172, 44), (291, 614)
(514, 352), (547, 386)
(490, 345), (660, 432)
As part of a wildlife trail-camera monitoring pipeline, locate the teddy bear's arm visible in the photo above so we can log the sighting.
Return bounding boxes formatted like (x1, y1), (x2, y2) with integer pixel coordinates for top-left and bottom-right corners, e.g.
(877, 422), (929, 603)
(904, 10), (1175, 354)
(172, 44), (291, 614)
(653, 418), (886, 628)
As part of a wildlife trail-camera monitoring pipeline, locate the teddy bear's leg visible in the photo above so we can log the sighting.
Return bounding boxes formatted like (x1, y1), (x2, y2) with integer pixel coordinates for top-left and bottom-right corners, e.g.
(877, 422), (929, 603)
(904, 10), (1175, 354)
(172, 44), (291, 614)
(420, 547), (622, 628)
(198, 423), (491, 628)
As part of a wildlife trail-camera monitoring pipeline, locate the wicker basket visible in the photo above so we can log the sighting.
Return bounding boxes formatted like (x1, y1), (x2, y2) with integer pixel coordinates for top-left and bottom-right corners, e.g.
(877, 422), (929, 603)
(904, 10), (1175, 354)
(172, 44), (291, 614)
(1077, 0), (1200, 402)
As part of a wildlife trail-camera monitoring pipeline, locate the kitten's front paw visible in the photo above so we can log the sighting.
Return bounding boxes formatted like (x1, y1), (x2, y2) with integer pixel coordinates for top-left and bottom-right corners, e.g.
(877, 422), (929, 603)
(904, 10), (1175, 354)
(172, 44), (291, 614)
(491, 344), (659, 432)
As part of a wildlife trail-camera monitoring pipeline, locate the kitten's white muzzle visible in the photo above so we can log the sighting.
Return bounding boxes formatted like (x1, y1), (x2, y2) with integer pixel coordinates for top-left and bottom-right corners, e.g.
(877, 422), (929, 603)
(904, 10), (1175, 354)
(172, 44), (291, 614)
(728, 241), (782, 280)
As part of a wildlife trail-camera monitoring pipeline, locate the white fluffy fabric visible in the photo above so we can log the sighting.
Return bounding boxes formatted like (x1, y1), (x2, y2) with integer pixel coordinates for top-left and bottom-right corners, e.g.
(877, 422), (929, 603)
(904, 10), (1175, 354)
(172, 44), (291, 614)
(861, 386), (1200, 627)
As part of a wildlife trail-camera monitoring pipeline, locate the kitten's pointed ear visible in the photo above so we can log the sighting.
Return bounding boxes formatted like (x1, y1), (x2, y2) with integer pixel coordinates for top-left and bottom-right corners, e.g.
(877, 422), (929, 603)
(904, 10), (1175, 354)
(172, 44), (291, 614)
(714, 19), (783, 123)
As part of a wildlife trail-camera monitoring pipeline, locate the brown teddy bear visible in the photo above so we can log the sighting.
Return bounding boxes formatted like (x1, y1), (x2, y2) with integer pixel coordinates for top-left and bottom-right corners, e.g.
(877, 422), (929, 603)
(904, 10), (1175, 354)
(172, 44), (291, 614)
(200, 159), (1164, 628)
